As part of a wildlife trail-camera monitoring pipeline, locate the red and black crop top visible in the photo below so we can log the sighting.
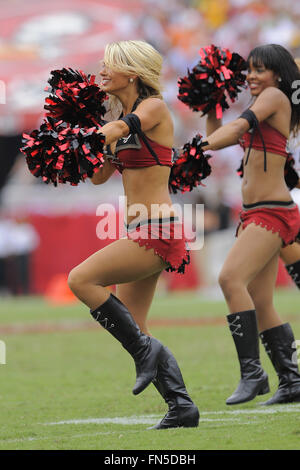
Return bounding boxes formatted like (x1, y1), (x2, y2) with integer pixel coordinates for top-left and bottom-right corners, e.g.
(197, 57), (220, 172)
(239, 109), (290, 172)
(108, 133), (173, 173)
(240, 121), (289, 158)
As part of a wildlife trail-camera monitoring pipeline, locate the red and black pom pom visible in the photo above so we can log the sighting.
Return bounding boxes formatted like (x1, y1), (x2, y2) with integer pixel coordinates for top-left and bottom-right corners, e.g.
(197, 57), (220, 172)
(236, 158), (244, 179)
(178, 45), (247, 119)
(20, 117), (106, 186)
(20, 68), (109, 186)
(44, 68), (108, 127)
(169, 134), (212, 194)
(284, 155), (299, 190)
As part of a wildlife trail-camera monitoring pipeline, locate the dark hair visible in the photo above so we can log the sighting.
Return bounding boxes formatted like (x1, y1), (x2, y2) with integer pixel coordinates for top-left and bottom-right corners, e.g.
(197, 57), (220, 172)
(247, 44), (300, 134)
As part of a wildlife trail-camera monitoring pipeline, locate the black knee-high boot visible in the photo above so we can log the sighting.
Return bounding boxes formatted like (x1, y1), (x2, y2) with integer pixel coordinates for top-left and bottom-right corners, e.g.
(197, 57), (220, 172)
(285, 260), (300, 289)
(149, 346), (199, 430)
(226, 310), (270, 405)
(259, 323), (300, 405)
(90, 293), (164, 395)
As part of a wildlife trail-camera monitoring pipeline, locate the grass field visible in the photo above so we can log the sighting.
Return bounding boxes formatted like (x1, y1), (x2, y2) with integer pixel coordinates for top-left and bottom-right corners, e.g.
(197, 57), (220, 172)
(0, 288), (300, 451)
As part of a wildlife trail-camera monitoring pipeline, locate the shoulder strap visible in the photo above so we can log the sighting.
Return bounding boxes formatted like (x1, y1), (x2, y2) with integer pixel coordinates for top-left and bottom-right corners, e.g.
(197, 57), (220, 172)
(240, 109), (267, 171)
(120, 113), (162, 166)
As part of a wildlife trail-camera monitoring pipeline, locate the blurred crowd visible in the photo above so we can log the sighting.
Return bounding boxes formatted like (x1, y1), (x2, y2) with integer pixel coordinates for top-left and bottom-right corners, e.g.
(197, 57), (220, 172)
(1, 0), (300, 294)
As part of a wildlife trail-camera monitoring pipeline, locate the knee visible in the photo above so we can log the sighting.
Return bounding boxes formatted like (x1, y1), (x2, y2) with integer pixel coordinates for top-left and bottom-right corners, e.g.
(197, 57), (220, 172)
(218, 269), (233, 292)
(67, 268), (86, 294)
(218, 269), (241, 297)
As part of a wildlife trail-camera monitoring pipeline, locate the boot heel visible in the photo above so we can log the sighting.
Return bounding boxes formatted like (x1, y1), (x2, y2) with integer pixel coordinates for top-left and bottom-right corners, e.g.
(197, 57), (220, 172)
(258, 378), (270, 396)
(180, 406), (200, 428)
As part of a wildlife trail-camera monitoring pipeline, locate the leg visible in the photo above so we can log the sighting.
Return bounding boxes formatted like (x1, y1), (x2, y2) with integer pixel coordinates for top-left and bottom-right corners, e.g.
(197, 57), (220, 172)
(251, 249), (300, 404)
(68, 238), (167, 310)
(259, 323), (300, 405)
(280, 243), (300, 289)
(221, 224), (282, 404)
(68, 239), (199, 418)
(116, 277), (199, 429)
(149, 345), (199, 430)
(280, 242), (300, 265)
(225, 307), (270, 405)
(68, 239), (167, 395)
(247, 252), (283, 332)
(116, 273), (161, 335)
(219, 223), (282, 313)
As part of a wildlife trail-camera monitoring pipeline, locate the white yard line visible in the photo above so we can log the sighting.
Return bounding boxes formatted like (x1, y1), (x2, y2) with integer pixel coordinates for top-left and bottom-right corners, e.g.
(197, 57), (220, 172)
(1, 418), (252, 445)
(44, 415), (161, 426)
(43, 403), (300, 427)
(43, 416), (248, 426)
(2, 405), (300, 445)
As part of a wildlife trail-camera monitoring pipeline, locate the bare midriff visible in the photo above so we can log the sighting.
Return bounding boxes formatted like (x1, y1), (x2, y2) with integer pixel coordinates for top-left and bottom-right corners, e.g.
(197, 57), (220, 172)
(242, 148), (291, 204)
(122, 165), (176, 223)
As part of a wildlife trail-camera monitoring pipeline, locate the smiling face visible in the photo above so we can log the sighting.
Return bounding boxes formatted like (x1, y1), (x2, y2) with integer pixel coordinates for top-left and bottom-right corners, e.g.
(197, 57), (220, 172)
(247, 58), (279, 96)
(99, 61), (133, 95)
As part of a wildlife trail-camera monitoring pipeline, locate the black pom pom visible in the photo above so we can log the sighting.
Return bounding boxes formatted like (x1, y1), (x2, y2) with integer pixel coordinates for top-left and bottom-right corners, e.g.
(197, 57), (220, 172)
(20, 118), (106, 186)
(44, 68), (108, 127)
(236, 158), (244, 178)
(178, 45), (247, 118)
(284, 155), (299, 190)
(169, 134), (212, 194)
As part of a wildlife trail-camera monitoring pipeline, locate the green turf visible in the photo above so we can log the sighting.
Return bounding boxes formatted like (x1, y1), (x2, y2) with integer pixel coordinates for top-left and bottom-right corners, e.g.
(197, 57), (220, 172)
(0, 287), (298, 324)
(0, 289), (299, 450)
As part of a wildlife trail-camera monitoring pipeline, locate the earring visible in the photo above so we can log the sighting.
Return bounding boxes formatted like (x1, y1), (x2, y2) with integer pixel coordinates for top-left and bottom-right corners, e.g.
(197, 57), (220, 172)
(278, 77), (282, 82)
(129, 78), (134, 83)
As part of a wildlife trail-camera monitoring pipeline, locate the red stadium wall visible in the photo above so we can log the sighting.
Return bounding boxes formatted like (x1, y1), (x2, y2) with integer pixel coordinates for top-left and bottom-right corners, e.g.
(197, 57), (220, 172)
(27, 213), (292, 294)
(28, 213), (200, 295)
(28, 213), (291, 295)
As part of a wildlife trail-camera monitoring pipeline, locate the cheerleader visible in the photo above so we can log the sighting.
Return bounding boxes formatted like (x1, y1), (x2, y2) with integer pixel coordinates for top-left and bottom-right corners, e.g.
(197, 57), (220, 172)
(203, 44), (300, 405)
(67, 40), (199, 429)
(280, 106), (300, 289)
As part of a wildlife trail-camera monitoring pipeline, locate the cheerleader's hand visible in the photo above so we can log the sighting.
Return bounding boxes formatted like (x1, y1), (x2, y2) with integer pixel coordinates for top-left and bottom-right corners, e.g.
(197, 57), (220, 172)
(21, 119), (106, 186)
(169, 133), (212, 194)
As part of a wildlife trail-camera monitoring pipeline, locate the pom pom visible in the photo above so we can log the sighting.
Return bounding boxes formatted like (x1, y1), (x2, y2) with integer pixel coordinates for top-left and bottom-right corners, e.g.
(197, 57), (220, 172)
(44, 68), (108, 127)
(236, 159), (244, 178)
(178, 45), (247, 119)
(169, 134), (212, 194)
(20, 117), (106, 186)
(284, 155), (299, 190)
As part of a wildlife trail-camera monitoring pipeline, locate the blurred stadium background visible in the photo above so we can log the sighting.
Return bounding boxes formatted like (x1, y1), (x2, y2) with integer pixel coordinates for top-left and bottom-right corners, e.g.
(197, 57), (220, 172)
(1, 0), (300, 300)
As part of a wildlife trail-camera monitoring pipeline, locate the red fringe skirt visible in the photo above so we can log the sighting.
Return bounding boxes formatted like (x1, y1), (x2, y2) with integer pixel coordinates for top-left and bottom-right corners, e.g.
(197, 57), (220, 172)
(125, 216), (190, 274)
(236, 200), (300, 246)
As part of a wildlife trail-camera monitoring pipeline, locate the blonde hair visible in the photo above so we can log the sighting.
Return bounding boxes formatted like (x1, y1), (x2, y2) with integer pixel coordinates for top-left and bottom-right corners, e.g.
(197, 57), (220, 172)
(103, 40), (163, 102)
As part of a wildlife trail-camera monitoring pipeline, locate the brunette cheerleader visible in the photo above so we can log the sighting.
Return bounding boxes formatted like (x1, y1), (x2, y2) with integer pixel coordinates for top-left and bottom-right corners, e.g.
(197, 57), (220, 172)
(203, 44), (300, 405)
